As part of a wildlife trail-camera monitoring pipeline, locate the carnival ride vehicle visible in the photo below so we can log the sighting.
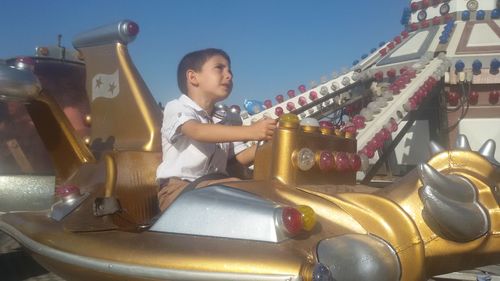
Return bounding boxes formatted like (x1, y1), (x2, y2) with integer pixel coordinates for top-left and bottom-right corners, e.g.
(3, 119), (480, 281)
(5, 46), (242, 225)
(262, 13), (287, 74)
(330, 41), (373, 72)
(0, 44), (89, 214)
(1, 0), (500, 280)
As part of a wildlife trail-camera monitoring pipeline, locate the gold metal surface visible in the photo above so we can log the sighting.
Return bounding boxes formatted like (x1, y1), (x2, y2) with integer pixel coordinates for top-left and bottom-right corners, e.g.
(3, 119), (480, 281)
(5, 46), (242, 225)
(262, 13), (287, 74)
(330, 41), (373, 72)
(255, 122), (356, 186)
(25, 94), (95, 180)
(79, 44), (162, 152)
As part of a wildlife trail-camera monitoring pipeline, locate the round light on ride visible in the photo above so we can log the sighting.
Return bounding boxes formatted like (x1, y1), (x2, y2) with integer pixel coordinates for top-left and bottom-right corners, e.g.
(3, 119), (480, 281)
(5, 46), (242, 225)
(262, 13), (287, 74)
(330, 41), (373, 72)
(316, 151), (334, 172)
(279, 113), (299, 129)
(125, 21), (140, 36)
(294, 148), (315, 171)
(349, 153), (362, 171)
(15, 57), (35, 71)
(275, 94), (284, 103)
(455, 60), (465, 72)
(275, 106), (284, 117)
(319, 120), (334, 135)
(462, 10), (470, 21)
(281, 207), (303, 236)
(320, 86), (329, 96)
(264, 99), (273, 109)
(312, 263), (335, 281)
(334, 152), (350, 172)
(300, 117), (320, 127)
(298, 85), (307, 93)
(287, 90), (296, 98)
(297, 205), (316, 231)
(309, 91), (318, 101)
(286, 102), (296, 111)
(472, 59), (482, 75)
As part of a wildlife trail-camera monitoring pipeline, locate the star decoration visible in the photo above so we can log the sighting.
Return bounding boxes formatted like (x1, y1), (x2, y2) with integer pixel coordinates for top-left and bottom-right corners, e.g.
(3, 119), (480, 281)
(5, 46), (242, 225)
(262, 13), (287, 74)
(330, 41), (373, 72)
(108, 82), (117, 94)
(95, 77), (103, 89)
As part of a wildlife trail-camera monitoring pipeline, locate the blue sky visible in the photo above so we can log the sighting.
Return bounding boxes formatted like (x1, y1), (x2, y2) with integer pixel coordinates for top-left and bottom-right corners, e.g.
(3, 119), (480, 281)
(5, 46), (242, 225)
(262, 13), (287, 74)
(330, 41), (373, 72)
(1, 1), (409, 107)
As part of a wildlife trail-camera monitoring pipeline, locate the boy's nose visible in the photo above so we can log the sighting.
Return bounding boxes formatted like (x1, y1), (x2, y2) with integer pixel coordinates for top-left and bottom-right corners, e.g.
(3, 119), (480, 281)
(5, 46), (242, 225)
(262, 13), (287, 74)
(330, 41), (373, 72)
(225, 70), (232, 80)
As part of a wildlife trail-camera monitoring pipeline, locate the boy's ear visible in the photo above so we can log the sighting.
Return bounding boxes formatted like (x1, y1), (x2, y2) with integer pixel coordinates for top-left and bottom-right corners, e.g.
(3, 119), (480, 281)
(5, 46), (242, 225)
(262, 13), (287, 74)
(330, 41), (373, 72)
(186, 69), (199, 87)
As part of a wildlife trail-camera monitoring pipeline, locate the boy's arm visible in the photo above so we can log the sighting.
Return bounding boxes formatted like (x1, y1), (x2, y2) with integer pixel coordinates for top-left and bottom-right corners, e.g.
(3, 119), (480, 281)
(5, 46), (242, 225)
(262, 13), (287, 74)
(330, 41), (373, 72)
(234, 144), (257, 166)
(181, 118), (276, 143)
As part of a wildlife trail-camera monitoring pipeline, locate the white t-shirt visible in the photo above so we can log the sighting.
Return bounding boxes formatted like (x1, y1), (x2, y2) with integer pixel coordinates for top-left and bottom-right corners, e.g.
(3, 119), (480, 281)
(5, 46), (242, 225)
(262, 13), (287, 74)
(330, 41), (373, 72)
(156, 95), (247, 181)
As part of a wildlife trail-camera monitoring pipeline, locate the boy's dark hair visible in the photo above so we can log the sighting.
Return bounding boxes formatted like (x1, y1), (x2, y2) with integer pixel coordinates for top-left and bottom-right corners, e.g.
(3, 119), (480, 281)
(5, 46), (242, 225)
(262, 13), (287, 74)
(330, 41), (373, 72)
(177, 48), (231, 95)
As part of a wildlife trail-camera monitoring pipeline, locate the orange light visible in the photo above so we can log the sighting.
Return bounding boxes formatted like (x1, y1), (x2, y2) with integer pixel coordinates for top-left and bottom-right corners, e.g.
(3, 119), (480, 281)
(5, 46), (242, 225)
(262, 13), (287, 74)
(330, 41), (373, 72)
(38, 47), (49, 56)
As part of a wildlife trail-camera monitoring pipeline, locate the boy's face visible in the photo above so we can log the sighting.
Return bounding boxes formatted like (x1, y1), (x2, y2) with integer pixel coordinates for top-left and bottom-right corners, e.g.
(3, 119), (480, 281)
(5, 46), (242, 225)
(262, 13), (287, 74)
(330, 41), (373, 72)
(193, 55), (233, 102)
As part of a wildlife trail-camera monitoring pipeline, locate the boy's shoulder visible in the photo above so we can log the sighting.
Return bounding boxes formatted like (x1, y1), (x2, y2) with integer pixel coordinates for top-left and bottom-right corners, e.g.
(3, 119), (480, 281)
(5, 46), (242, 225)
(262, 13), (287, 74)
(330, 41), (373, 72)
(163, 95), (198, 117)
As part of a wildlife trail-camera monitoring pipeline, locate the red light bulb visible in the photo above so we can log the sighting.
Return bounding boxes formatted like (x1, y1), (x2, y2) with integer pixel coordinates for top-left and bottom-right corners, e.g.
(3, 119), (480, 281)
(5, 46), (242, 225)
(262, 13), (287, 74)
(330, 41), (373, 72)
(264, 99), (273, 108)
(349, 153), (362, 171)
(334, 152), (350, 172)
(276, 94), (284, 103)
(318, 151), (334, 172)
(275, 106), (284, 116)
(286, 102), (296, 111)
(298, 96), (307, 106)
(298, 85), (307, 93)
(469, 91), (479, 105)
(447, 92), (459, 106)
(489, 91), (499, 105)
(281, 207), (303, 235)
(309, 91), (318, 101)
(287, 90), (296, 98)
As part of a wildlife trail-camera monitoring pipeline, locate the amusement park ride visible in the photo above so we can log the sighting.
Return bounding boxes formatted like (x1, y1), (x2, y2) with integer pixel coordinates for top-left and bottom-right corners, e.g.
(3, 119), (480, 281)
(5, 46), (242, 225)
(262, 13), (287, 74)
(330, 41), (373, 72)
(0, 0), (500, 280)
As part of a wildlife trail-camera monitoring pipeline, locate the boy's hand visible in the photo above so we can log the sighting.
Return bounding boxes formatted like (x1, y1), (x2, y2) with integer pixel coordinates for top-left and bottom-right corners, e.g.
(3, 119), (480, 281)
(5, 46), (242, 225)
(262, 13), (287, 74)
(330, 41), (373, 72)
(250, 118), (277, 141)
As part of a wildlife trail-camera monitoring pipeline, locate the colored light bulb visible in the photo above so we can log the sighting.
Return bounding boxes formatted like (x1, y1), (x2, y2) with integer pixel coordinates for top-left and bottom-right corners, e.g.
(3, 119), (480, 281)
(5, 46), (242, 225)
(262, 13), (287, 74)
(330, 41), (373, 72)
(489, 91), (499, 105)
(298, 85), (306, 93)
(318, 151), (334, 172)
(276, 95), (285, 103)
(288, 90), (296, 98)
(349, 153), (362, 171)
(298, 96), (307, 106)
(281, 207), (303, 235)
(472, 59), (482, 75)
(447, 91), (459, 106)
(469, 91), (479, 105)
(309, 91), (318, 101)
(264, 99), (273, 108)
(334, 152), (350, 172)
(275, 106), (284, 116)
(455, 60), (465, 72)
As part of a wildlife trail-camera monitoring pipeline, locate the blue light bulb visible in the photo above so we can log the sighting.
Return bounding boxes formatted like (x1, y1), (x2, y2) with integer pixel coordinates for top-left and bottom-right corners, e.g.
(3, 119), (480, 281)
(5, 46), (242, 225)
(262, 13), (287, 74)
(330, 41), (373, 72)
(492, 9), (500, 19)
(361, 54), (368, 59)
(490, 58), (500, 74)
(455, 60), (465, 72)
(476, 10), (485, 20)
(472, 59), (482, 75)
(462, 11), (470, 21)
(352, 59), (359, 66)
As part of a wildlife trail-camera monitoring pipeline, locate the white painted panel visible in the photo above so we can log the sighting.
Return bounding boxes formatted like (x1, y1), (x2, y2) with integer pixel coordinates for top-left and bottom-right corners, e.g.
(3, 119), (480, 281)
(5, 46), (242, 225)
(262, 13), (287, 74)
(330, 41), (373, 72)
(393, 120), (431, 165)
(459, 118), (500, 160)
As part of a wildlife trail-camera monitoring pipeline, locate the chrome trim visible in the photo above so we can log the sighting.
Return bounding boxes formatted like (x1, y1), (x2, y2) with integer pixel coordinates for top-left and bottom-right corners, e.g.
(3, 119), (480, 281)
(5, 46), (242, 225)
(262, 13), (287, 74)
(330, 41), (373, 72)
(50, 192), (90, 221)
(0, 220), (299, 281)
(0, 64), (41, 101)
(73, 20), (138, 48)
(151, 185), (288, 242)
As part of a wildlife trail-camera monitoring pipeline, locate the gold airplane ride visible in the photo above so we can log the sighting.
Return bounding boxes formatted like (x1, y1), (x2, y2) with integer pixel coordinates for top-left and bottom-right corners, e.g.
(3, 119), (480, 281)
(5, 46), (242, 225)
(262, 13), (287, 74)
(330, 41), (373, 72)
(0, 19), (499, 281)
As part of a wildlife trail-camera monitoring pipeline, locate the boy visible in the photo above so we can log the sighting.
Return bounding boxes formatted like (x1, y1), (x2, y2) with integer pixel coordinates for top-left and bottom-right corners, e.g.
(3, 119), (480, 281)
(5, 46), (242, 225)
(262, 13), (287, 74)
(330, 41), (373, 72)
(156, 48), (276, 211)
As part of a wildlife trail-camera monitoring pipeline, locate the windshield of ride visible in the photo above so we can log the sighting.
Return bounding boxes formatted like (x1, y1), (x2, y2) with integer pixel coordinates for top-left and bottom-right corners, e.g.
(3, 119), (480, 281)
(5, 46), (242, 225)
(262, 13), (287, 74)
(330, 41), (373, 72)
(0, 59), (90, 175)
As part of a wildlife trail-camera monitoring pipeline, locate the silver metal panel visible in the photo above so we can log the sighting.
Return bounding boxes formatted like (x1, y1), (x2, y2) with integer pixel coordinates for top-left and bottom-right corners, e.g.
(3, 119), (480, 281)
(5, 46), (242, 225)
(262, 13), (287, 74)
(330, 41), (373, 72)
(151, 185), (287, 243)
(0, 220), (298, 281)
(0, 175), (55, 212)
(73, 20), (137, 48)
(418, 164), (489, 242)
(0, 64), (40, 101)
(317, 234), (401, 281)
